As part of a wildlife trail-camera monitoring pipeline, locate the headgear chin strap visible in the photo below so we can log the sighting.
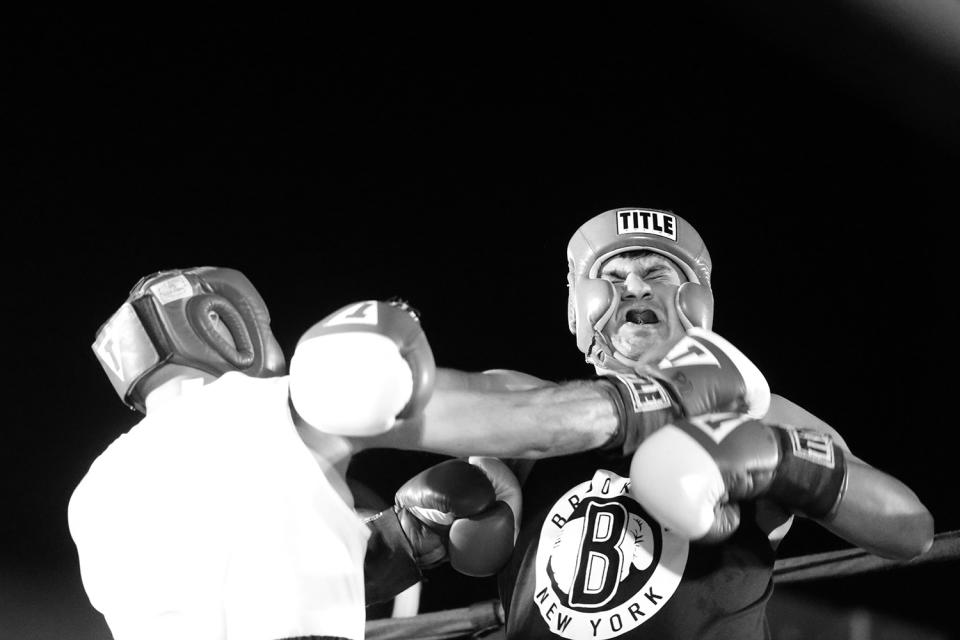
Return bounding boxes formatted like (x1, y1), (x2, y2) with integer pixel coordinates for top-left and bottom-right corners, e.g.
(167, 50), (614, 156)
(92, 266), (287, 413)
(567, 207), (714, 368)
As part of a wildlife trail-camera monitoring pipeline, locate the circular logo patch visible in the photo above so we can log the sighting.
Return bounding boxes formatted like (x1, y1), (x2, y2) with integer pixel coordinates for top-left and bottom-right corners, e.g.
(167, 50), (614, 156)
(533, 469), (688, 639)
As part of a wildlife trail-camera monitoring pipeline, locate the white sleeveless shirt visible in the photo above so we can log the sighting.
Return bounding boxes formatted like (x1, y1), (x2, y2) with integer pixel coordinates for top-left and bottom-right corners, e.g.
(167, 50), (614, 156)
(69, 372), (369, 640)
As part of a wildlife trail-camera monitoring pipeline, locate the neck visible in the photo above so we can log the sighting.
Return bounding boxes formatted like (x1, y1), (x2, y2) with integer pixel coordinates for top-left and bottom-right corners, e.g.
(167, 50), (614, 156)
(144, 374), (215, 413)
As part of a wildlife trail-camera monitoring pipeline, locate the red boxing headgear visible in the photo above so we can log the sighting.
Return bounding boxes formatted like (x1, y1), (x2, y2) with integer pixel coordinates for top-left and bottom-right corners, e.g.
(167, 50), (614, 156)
(567, 207), (714, 366)
(92, 266), (287, 413)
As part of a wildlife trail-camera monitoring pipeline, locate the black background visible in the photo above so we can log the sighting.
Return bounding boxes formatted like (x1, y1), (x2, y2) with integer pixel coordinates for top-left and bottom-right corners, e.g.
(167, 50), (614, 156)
(7, 4), (960, 638)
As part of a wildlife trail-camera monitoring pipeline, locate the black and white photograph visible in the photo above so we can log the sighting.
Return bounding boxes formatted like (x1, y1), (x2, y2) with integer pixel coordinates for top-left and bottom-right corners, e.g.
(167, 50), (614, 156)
(7, 5), (960, 639)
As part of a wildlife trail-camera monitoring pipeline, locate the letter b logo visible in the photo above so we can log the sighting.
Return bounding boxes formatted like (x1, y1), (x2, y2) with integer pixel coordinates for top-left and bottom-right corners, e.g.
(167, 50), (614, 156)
(568, 501), (628, 608)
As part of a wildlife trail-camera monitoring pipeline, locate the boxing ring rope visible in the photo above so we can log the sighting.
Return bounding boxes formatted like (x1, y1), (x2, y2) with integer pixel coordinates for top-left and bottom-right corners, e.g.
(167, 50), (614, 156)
(366, 599), (505, 640)
(365, 529), (960, 640)
(772, 528), (960, 584)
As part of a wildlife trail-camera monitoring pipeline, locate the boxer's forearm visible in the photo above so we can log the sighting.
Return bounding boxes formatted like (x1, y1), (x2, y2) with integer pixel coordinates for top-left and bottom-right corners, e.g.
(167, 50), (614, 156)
(764, 394), (934, 560)
(818, 457), (934, 560)
(428, 381), (616, 457)
(360, 508), (422, 605)
(367, 371), (617, 458)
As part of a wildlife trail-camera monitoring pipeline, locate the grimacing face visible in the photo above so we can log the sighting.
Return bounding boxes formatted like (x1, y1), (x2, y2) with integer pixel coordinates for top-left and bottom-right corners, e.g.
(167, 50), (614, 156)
(598, 251), (687, 364)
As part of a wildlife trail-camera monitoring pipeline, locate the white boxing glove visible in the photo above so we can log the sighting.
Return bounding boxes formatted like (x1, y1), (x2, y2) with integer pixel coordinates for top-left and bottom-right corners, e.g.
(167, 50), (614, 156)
(629, 413), (847, 542)
(289, 300), (435, 436)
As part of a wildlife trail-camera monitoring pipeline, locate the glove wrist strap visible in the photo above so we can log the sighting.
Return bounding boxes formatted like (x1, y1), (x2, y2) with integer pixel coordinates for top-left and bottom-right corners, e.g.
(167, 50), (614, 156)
(769, 426), (848, 520)
(595, 375), (677, 455)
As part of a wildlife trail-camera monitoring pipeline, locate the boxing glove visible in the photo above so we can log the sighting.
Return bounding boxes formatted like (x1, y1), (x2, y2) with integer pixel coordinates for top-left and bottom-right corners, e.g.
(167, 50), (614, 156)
(598, 327), (771, 455)
(629, 413), (848, 541)
(394, 457), (521, 577)
(289, 299), (435, 436)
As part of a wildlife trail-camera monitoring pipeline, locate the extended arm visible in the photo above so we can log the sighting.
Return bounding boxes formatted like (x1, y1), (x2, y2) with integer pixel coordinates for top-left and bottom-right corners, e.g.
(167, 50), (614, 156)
(366, 369), (618, 458)
(399, 328), (771, 458)
(286, 301), (620, 457)
(291, 301), (773, 463)
(764, 394), (933, 560)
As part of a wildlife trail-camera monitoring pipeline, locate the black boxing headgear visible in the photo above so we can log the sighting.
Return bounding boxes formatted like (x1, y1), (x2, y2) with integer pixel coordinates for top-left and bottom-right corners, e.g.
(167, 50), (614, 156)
(92, 266), (287, 413)
(567, 207), (714, 367)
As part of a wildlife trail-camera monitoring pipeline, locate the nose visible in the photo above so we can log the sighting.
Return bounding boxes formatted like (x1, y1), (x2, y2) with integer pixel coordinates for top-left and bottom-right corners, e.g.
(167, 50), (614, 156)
(622, 273), (653, 299)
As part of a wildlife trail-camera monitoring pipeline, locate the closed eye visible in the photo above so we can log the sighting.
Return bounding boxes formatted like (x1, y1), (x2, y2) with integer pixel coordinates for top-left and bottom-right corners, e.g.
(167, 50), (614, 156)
(644, 268), (670, 280)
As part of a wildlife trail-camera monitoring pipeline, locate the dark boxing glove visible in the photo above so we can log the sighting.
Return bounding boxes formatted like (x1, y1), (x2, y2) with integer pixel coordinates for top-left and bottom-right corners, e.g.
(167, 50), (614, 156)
(361, 455), (521, 605)
(597, 327), (771, 456)
(393, 457), (521, 577)
(629, 413), (848, 541)
(289, 299), (435, 435)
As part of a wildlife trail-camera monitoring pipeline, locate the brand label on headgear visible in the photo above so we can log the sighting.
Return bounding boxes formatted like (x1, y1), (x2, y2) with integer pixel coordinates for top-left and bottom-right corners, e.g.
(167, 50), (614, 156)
(616, 210), (677, 241)
(150, 275), (195, 305)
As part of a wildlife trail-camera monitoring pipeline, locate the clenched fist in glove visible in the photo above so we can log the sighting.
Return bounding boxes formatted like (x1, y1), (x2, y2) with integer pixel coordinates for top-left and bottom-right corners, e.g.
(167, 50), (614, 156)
(395, 456), (521, 575)
(597, 327), (771, 456)
(289, 299), (435, 436)
(629, 413), (848, 542)
(362, 457), (521, 604)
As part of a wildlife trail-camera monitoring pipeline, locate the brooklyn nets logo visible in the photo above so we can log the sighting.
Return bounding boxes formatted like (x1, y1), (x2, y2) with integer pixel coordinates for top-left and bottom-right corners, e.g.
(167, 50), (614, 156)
(534, 469), (688, 639)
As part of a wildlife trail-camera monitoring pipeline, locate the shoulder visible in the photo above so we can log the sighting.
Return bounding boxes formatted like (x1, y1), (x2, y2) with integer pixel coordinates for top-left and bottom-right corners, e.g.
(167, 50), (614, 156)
(209, 371), (290, 404)
(764, 393), (849, 451)
(215, 370), (288, 390)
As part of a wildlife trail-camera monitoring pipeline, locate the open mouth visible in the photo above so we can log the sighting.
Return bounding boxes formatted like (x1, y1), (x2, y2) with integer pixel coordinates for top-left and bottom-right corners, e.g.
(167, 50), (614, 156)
(625, 309), (659, 325)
